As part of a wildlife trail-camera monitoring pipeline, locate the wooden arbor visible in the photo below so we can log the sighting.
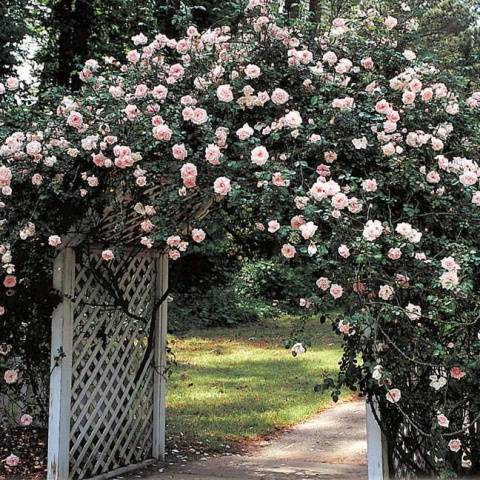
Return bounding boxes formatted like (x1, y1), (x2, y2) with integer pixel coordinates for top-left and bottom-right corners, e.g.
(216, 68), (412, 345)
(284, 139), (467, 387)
(47, 246), (168, 480)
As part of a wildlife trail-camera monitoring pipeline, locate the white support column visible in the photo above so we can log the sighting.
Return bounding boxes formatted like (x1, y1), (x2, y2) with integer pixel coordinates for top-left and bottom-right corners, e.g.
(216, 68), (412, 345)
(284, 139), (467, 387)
(48, 248), (76, 480)
(366, 398), (389, 480)
(152, 254), (168, 461)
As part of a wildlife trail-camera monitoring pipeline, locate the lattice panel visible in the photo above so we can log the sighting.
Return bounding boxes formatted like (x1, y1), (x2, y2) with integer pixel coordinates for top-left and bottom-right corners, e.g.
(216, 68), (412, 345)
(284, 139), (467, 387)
(69, 253), (156, 480)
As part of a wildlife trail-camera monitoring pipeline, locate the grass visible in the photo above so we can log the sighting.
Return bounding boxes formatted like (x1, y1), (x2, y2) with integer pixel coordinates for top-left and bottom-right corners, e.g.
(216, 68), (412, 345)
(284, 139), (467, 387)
(165, 315), (348, 452)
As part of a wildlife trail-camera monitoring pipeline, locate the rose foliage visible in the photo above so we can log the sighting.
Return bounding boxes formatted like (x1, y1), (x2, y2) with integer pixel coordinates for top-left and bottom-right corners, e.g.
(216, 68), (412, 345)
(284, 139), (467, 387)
(0, 0), (480, 476)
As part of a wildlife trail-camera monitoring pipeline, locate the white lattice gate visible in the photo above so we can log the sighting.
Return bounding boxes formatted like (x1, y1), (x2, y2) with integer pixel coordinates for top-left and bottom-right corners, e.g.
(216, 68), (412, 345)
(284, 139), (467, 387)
(47, 247), (168, 480)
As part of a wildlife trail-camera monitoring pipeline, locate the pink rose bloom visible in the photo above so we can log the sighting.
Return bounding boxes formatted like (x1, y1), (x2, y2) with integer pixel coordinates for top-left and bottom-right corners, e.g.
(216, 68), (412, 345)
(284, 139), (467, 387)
(384, 16), (398, 30)
(386, 388), (401, 403)
(459, 171), (478, 186)
(6, 77), (19, 91)
(180, 163), (198, 179)
(378, 285), (394, 301)
(251, 146), (269, 166)
(140, 220), (154, 233)
(191, 108), (208, 125)
(322, 51), (337, 65)
(215, 127), (229, 148)
(3, 275), (16, 288)
(362, 220), (383, 242)
(183, 176), (196, 188)
(152, 124), (172, 141)
(405, 303), (422, 321)
(4, 369), (18, 384)
(191, 228), (206, 243)
(20, 414), (32, 426)
(437, 414), (449, 428)
(126, 49), (140, 63)
(382, 143), (396, 156)
(440, 257), (460, 271)
(271, 88), (290, 105)
(338, 245), (350, 259)
(387, 110), (400, 122)
(236, 123), (254, 140)
(166, 236), (181, 248)
(4, 454), (20, 467)
(151, 115), (164, 126)
(205, 144), (222, 165)
(316, 277), (331, 291)
(402, 91), (416, 105)
(375, 100), (390, 114)
(169, 63), (185, 79)
(0, 166), (12, 186)
(284, 110), (302, 128)
(421, 88), (434, 102)
(48, 235), (62, 247)
(180, 95), (196, 106)
(290, 215), (305, 229)
(324, 151), (337, 163)
(172, 144), (188, 160)
(26, 140), (42, 156)
(450, 367), (465, 380)
(296, 221), (316, 241)
(134, 84), (148, 98)
(329, 284), (343, 299)
(331, 193), (348, 210)
(338, 321), (352, 335)
(388, 248), (402, 260)
(213, 177), (231, 196)
(262, 219), (279, 234)
(124, 104), (139, 120)
(396, 222), (413, 237)
(245, 64), (261, 78)
(169, 249), (181, 261)
(67, 111), (83, 129)
(101, 249), (114, 261)
(361, 57), (374, 70)
(281, 244), (296, 259)
(151, 85), (168, 101)
(362, 179), (378, 192)
(448, 439), (462, 453)
(216, 84), (234, 102)
(426, 171), (440, 183)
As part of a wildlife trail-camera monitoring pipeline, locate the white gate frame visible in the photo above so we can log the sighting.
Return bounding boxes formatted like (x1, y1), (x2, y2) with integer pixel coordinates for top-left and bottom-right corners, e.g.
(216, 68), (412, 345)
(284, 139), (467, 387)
(366, 398), (389, 480)
(47, 248), (168, 480)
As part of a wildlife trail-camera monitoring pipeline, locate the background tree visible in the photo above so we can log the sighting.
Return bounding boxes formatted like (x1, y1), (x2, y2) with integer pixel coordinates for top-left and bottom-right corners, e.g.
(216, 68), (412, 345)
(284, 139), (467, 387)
(0, 0), (30, 75)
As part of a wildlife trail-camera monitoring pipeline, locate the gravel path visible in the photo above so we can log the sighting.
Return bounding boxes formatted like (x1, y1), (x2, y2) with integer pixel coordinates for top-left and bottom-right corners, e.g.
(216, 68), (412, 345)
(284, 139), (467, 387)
(124, 400), (368, 480)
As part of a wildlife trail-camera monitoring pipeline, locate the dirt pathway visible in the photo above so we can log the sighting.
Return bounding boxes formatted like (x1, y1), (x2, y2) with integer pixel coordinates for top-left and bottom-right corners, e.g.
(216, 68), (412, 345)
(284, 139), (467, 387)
(124, 400), (367, 480)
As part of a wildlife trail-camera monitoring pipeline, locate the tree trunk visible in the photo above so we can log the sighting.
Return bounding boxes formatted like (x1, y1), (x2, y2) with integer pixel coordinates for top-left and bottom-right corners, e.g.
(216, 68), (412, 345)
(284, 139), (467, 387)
(285, 0), (300, 18)
(51, 0), (95, 89)
(309, 0), (321, 23)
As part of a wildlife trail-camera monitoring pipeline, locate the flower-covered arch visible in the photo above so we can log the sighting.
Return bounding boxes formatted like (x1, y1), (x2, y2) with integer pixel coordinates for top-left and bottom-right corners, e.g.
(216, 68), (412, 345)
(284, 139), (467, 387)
(1, 0), (480, 476)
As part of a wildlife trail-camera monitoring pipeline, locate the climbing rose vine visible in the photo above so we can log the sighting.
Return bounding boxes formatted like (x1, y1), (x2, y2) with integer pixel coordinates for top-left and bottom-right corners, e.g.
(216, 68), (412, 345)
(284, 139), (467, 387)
(1, 0), (479, 476)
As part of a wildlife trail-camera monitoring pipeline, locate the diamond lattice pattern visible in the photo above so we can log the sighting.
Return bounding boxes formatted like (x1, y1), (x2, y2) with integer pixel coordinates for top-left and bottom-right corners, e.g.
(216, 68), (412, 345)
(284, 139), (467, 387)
(69, 254), (155, 479)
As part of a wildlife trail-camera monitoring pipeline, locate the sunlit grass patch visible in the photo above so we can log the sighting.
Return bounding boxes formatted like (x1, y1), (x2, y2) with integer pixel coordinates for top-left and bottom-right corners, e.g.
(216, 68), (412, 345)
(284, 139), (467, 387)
(166, 316), (348, 451)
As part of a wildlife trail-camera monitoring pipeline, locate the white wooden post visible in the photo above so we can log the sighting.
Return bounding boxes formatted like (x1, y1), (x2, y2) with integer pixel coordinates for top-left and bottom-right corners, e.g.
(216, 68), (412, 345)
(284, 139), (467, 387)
(366, 398), (389, 480)
(152, 254), (168, 460)
(48, 248), (75, 480)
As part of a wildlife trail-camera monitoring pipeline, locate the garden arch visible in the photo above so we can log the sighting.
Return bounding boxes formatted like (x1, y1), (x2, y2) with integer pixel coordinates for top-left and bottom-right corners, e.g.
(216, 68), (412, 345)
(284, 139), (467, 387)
(47, 246), (168, 480)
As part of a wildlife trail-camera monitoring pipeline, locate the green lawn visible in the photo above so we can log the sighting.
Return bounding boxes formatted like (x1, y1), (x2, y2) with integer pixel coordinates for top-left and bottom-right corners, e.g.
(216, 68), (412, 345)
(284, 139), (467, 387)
(165, 316), (348, 451)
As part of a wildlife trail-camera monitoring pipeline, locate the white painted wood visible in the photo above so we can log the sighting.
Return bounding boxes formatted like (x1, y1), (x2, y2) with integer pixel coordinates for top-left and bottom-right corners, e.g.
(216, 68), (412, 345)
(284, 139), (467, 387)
(153, 254), (168, 460)
(47, 248), (75, 480)
(366, 398), (389, 480)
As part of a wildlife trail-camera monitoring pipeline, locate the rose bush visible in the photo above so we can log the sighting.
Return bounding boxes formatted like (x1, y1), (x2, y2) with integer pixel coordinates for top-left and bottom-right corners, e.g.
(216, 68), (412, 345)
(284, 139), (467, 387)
(1, 0), (479, 476)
